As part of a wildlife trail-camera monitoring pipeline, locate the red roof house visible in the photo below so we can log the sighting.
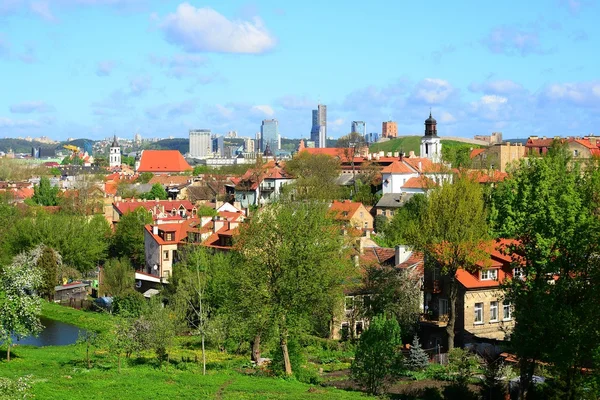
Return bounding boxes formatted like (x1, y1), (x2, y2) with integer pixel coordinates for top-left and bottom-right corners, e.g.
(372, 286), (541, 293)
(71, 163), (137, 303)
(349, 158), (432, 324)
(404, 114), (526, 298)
(137, 150), (192, 174)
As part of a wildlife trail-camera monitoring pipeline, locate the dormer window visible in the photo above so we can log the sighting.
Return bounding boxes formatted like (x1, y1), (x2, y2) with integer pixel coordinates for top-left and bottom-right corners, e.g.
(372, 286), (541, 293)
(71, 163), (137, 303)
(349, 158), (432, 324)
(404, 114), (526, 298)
(480, 269), (498, 281)
(513, 267), (524, 280)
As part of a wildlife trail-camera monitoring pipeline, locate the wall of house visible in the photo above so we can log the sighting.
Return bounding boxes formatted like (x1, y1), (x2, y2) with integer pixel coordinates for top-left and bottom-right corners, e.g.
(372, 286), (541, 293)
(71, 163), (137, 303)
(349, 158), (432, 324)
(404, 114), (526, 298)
(159, 244), (178, 279)
(461, 289), (514, 341)
(235, 189), (257, 208)
(568, 141), (594, 159)
(144, 230), (161, 276)
(382, 172), (419, 194)
(350, 205), (374, 229)
(487, 143), (526, 172)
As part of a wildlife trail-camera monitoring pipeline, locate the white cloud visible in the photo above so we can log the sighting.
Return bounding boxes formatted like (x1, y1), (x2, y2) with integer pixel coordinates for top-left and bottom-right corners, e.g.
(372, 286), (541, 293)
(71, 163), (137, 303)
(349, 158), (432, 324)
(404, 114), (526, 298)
(251, 105), (274, 117)
(30, 1), (57, 22)
(409, 78), (456, 104)
(439, 111), (456, 123)
(96, 60), (115, 77)
(159, 3), (277, 54)
(469, 79), (524, 95)
(10, 101), (55, 113)
(0, 117), (42, 128)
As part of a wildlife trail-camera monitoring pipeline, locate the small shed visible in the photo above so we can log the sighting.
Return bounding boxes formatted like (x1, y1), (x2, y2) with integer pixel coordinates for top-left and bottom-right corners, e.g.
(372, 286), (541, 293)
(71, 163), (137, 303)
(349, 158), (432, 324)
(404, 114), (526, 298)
(54, 282), (90, 302)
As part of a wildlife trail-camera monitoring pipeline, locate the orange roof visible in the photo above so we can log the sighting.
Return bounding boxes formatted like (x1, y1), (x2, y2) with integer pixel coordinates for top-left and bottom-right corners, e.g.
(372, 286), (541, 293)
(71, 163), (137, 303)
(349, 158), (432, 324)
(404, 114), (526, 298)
(381, 160), (416, 174)
(470, 148), (486, 159)
(144, 218), (202, 245)
(402, 176), (435, 189)
(148, 175), (191, 186)
(329, 200), (364, 221)
(137, 150), (192, 173)
(360, 247), (396, 266)
(454, 239), (518, 289)
(113, 199), (194, 215)
(465, 169), (508, 183)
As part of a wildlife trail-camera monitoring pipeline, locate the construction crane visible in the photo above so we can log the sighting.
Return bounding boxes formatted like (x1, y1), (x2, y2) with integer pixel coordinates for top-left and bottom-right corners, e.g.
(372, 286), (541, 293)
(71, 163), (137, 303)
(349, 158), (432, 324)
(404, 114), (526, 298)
(63, 144), (79, 154)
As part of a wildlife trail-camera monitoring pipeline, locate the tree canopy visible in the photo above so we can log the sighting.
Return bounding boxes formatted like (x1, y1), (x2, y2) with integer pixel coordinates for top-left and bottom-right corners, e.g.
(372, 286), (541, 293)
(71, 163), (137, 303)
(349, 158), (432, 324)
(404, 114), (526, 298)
(31, 176), (59, 206)
(284, 152), (341, 201)
(111, 207), (153, 268)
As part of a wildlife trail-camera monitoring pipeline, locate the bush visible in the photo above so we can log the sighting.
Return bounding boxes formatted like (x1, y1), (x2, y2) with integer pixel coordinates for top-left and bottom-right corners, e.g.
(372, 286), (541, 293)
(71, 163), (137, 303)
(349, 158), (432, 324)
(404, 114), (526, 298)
(113, 291), (146, 318)
(351, 315), (405, 395)
(0, 375), (32, 400)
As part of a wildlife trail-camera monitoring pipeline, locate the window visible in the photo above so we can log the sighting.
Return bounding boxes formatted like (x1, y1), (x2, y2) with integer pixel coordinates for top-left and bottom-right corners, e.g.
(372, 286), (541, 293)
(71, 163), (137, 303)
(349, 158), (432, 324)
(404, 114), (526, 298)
(163, 250), (169, 261)
(165, 232), (173, 241)
(503, 301), (512, 320)
(513, 267), (524, 280)
(439, 299), (448, 315)
(574, 149), (579, 157)
(360, 212), (364, 219)
(355, 321), (364, 335)
(345, 296), (354, 311)
(480, 269), (498, 281)
(490, 301), (498, 322)
(474, 302), (483, 324)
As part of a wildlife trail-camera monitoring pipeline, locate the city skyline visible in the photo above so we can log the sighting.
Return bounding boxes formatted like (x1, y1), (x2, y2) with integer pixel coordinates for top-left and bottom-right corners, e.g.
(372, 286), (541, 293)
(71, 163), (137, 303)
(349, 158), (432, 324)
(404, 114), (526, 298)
(1, 1), (599, 141)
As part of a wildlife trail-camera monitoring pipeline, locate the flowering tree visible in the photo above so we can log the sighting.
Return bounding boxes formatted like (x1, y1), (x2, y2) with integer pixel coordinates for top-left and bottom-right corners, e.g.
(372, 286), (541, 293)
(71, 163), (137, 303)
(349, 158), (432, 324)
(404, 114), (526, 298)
(0, 252), (43, 361)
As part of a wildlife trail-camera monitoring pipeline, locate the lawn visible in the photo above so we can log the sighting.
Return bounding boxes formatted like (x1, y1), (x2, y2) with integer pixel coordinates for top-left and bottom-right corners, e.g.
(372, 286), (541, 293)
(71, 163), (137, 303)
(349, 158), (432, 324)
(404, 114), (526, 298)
(0, 303), (368, 399)
(369, 136), (482, 156)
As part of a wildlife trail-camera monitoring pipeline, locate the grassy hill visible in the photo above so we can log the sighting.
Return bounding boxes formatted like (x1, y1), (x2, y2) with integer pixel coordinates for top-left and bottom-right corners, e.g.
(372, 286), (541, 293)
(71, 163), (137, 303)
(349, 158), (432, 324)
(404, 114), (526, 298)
(0, 138), (50, 153)
(147, 138), (189, 154)
(369, 136), (485, 156)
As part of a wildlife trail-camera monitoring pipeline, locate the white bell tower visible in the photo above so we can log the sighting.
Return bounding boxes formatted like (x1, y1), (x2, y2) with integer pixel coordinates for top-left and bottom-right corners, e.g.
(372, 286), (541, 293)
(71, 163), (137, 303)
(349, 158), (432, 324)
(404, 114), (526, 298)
(420, 111), (442, 162)
(109, 135), (121, 168)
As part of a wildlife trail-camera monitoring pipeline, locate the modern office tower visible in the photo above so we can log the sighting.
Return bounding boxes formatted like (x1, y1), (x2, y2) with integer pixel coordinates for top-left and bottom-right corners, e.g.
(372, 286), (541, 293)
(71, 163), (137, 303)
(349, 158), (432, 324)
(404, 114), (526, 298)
(212, 135), (225, 157)
(189, 129), (212, 158)
(310, 104), (327, 148)
(382, 121), (398, 138)
(134, 133), (142, 144)
(260, 119), (279, 152)
(351, 121), (366, 137)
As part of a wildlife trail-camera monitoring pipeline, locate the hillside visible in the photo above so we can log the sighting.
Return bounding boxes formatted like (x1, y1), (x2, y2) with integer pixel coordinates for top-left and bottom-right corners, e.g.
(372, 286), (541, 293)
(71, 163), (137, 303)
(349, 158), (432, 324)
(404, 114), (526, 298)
(147, 138), (189, 153)
(369, 136), (485, 156)
(0, 138), (51, 153)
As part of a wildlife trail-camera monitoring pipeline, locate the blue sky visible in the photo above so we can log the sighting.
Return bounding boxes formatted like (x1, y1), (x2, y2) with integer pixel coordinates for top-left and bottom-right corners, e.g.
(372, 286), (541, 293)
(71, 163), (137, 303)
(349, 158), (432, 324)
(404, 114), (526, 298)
(0, 0), (598, 140)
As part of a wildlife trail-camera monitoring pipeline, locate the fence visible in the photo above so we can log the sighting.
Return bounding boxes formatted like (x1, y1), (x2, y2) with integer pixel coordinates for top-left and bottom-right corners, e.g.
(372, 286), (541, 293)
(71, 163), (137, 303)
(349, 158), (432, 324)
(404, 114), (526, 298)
(56, 298), (94, 311)
(423, 347), (449, 365)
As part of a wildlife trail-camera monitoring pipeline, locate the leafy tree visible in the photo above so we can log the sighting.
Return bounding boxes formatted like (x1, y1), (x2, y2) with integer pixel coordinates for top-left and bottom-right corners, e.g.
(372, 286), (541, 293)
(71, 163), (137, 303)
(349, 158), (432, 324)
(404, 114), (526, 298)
(35, 246), (61, 301)
(381, 193), (428, 247)
(112, 207), (153, 268)
(135, 172), (153, 184)
(0, 252), (43, 361)
(284, 151), (342, 201)
(351, 315), (405, 395)
(406, 335), (430, 371)
(49, 167), (62, 176)
(77, 330), (101, 369)
(442, 144), (473, 168)
(235, 201), (351, 374)
(0, 375), (33, 399)
(444, 348), (480, 400)
(7, 213), (111, 273)
(121, 155), (135, 167)
(144, 299), (179, 366)
(336, 132), (367, 149)
(407, 175), (489, 349)
(102, 257), (134, 298)
(490, 145), (600, 399)
(141, 183), (167, 200)
(112, 291), (145, 318)
(193, 165), (211, 175)
(197, 204), (217, 217)
(31, 176), (59, 206)
(363, 266), (421, 341)
(93, 156), (108, 168)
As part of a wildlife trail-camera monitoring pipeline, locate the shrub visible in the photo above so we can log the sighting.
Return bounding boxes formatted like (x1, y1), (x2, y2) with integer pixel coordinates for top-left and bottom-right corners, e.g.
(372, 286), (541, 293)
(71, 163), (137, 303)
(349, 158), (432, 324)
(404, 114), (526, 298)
(406, 335), (430, 371)
(351, 315), (405, 395)
(113, 291), (145, 318)
(0, 375), (33, 400)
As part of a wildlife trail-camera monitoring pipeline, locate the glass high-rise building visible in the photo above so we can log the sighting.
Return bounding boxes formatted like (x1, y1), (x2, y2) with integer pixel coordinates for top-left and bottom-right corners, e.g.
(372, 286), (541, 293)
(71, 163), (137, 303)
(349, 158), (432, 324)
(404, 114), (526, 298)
(260, 119), (279, 152)
(310, 104), (327, 148)
(351, 121), (366, 137)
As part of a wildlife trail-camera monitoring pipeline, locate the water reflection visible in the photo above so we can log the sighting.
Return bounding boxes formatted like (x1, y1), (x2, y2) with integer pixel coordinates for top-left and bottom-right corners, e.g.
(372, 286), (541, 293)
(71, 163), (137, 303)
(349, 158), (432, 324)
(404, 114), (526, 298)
(14, 316), (87, 347)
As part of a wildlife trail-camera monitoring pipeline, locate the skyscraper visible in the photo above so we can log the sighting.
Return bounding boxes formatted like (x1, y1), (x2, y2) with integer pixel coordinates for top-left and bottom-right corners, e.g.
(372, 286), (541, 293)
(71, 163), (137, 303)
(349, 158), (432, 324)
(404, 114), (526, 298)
(382, 121), (398, 138)
(310, 104), (327, 148)
(351, 121), (366, 137)
(260, 119), (279, 152)
(189, 129), (212, 158)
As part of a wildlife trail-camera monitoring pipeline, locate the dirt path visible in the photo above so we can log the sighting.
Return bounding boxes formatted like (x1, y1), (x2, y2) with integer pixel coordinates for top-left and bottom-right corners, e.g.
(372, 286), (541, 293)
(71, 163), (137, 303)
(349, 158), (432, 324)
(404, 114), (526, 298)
(215, 378), (235, 400)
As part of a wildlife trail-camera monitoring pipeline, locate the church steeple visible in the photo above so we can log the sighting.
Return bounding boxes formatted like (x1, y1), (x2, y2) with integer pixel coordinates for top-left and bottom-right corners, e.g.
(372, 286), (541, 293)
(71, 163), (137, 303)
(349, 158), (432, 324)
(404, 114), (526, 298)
(424, 110), (438, 137)
(420, 111), (442, 162)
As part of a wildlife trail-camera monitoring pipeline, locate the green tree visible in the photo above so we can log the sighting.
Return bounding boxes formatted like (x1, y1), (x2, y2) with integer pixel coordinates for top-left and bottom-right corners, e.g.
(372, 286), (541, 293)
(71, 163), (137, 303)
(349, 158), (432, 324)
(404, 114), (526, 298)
(381, 193), (428, 247)
(0, 252), (43, 361)
(31, 176), (59, 206)
(235, 201), (351, 375)
(49, 167), (62, 176)
(444, 348), (480, 400)
(407, 175), (489, 350)
(102, 257), (134, 298)
(135, 172), (154, 184)
(490, 145), (600, 399)
(144, 299), (179, 366)
(35, 245), (61, 301)
(284, 151), (342, 201)
(141, 183), (167, 200)
(351, 315), (405, 395)
(406, 335), (430, 371)
(112, 207), (153, 268)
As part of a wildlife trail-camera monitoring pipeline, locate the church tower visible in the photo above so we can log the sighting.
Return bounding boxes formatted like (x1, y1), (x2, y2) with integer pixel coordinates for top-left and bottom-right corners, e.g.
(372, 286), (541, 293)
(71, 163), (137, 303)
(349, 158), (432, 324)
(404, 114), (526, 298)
(419, 111), (442, 162)
(109, 135), (121, 168)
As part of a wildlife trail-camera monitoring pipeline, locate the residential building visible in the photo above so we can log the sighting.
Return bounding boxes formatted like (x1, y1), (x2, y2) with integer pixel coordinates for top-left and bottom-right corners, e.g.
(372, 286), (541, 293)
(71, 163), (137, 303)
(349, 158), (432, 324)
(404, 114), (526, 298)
(329, 200), (374, 230)
(351, 121), (366, 137)
(420, 240), (516, 350)
(310, 104), (327, 148)
(189, 129), (212, 158)
(134, 133), (142, 145)
(136, 150), (192, 174)
(374, 192), (415, 219)
(232, 161), (294, 208)
(474, 132), (503, 144)
(260, 119), (279, 152)
(111, 198), (196, 225)
(109, 135), (121, 168)
(244, 138), (255, 153)
(471, 142), (526, 172)
(381, 156), (451, 195)
(382, 121), (397, 138)
(419, 112), (442, 162)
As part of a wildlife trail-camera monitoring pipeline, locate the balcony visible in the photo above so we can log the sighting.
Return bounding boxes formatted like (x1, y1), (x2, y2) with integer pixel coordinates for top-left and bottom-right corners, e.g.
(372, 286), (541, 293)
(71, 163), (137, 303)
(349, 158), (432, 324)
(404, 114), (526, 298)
(420, 313), (449, 327)
(423, 279), (442, 293)
(260, 182), (276, 191)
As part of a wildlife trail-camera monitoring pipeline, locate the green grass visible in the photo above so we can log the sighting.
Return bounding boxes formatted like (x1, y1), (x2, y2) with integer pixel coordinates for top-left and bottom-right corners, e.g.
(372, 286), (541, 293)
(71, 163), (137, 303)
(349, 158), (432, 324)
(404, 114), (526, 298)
(369, 136), (483, 156)
(1, 304), (367, 399)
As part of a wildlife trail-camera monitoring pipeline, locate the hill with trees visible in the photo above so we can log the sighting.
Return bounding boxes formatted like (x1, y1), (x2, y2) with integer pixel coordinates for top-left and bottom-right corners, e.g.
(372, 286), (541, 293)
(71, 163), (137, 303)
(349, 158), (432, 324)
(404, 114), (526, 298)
(369, 136), (484, 156)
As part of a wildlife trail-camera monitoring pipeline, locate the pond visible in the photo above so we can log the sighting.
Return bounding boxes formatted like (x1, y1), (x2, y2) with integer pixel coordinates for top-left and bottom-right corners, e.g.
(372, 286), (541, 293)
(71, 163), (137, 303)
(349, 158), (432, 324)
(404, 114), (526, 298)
(13, 316), (88, 347)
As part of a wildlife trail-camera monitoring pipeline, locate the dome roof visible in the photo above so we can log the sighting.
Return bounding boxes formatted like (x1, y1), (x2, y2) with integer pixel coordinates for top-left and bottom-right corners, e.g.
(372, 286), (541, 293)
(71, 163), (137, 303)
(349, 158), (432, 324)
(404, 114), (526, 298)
(111, 134), (119, 148)
(425, 112), (437, 124)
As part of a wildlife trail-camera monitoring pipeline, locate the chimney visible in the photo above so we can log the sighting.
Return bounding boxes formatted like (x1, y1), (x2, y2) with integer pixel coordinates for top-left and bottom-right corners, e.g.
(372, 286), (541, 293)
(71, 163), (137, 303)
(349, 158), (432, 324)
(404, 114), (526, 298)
(152, 225), (158, 235)
(379, 151), (384, 157)
(200, 216), (212, 226)
(418, 161), (422, 171)
(395, 245), (411, 265)
(354, 255), (360, 268)
(386, 152), (392, 157)
(393, 152), (399, 158)
(213, 216), (225, 232)
(367, 153), (372, 161)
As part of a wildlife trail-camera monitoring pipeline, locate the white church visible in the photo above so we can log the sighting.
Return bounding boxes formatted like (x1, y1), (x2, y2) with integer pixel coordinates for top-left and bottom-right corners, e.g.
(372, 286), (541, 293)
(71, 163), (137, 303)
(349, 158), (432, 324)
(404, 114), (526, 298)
(109, 135), (121, 168)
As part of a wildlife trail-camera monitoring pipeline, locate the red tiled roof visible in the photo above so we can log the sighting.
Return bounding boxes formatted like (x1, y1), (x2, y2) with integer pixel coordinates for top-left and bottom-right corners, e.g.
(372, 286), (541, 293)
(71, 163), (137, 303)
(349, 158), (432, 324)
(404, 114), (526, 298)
(402, 176), (435, 189)
(148, 175), (192, 186)
(470, 148), (486, 159)
(454, 239), (518, 289)
(329, 200), (364, 221)
(137, 150), (192, 173)
(465, 170), (508, 183)
(113, 199), (194, 215)
(381, 160), (416, 174)
(526, 138), (555, 147)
